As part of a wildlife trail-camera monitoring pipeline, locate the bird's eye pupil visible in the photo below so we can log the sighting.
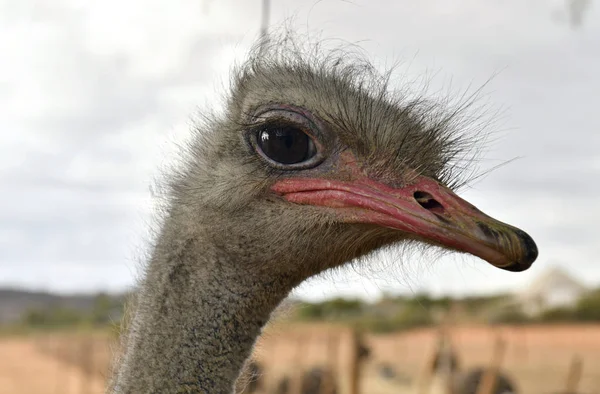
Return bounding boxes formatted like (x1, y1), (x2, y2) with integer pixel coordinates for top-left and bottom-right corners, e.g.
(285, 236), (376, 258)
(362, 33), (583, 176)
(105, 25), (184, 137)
(257, 124), (316, 165)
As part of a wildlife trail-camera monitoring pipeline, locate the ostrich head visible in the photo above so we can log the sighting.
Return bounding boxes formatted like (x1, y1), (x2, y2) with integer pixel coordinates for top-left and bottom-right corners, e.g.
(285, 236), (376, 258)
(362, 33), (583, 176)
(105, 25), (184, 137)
(168, 39), (538, 286)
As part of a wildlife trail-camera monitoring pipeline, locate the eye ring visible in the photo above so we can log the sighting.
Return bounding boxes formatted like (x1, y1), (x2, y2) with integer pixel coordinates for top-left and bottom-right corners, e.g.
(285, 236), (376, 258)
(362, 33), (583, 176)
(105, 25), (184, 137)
(247, 108), (327, 170)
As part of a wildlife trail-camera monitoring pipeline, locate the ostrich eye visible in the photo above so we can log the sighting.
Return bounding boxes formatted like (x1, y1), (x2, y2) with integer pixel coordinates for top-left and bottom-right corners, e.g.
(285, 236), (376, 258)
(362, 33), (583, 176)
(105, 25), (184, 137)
(256, 122), (317, 165)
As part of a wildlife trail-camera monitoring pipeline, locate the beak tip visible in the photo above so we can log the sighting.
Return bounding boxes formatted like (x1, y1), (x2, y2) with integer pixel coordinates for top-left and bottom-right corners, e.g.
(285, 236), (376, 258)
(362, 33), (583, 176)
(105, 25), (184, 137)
(502, 261), (534, 273)
(502, 229), (539, 272)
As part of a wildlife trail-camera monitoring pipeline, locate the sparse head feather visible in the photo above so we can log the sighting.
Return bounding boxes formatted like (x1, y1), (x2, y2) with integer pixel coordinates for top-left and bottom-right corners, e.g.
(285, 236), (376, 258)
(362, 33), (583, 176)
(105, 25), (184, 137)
(228, 32), (493, 190)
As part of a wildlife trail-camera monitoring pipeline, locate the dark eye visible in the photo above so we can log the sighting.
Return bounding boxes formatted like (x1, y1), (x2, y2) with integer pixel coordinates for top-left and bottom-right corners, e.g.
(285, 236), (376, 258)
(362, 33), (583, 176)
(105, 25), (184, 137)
(256, 122), (317, 165)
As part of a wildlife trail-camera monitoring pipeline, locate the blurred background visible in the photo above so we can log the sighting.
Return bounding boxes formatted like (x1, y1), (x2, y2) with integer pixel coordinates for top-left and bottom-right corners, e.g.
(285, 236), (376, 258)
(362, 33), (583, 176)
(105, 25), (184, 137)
(0, 0), (599, 393)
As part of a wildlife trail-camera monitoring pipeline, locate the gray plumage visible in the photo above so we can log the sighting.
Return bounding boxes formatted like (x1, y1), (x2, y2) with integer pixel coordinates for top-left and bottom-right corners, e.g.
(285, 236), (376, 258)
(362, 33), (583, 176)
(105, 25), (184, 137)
(108, 33), (536, 394)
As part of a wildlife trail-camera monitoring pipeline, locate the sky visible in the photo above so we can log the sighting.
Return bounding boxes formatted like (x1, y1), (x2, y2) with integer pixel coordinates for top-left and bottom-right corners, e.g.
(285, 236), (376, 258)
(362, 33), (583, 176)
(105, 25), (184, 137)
(0, 0), (598, 301)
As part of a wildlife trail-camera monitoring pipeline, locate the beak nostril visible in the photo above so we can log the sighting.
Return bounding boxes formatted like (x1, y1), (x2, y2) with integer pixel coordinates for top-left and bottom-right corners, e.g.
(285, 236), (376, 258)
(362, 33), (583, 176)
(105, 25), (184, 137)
(414, 191), (445, 215)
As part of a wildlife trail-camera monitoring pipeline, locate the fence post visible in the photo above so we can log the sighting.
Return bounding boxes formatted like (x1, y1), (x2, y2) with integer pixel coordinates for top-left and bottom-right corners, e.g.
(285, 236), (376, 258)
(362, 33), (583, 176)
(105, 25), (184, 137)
(565, 354), (583, 393)
(290, 331), (306, 394)
(346, 328), (362, 394)
(320, 330), (339, 394)
(475, 334), (506, 394)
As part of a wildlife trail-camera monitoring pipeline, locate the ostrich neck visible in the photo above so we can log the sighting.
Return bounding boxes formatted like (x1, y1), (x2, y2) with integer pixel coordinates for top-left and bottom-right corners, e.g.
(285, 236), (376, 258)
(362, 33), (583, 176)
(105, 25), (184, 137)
(110, 224), (292, 394)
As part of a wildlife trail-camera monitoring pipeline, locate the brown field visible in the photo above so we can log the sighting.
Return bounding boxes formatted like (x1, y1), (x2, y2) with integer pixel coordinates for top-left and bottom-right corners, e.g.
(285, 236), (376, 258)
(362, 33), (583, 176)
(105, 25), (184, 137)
(2, 324), (600, 394)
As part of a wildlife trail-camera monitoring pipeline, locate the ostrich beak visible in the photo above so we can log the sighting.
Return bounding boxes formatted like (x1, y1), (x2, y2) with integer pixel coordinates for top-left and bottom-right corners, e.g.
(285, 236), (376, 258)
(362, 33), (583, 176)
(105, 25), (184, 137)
(272, 174), (538, 272)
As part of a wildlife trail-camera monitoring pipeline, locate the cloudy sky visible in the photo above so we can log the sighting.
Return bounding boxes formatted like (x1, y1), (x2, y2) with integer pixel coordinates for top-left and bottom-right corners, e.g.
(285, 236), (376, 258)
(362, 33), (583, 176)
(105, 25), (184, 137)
(0, 0), (598, 301)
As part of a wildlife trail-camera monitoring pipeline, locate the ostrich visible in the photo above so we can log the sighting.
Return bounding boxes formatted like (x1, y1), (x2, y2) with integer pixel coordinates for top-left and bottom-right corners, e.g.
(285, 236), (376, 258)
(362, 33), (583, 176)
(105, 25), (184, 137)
(275, 366), (338, 394)
(452, 367), (518, 394)
(108, 36), (538, 394)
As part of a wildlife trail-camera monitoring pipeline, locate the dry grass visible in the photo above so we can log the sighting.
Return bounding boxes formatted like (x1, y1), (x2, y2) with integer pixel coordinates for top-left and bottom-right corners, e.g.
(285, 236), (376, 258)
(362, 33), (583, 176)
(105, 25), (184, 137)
(0, 332), (109, 394)
(2, 323), (600, 394)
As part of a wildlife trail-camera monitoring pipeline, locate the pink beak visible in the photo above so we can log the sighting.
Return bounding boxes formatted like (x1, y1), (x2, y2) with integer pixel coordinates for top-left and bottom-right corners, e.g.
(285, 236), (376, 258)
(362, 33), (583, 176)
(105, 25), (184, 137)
(272, 174), (537, 272)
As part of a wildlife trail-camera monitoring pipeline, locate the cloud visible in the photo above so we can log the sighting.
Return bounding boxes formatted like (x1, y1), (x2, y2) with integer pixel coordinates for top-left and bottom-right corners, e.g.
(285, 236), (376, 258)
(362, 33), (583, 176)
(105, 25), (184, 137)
(0, 0), (598, 300)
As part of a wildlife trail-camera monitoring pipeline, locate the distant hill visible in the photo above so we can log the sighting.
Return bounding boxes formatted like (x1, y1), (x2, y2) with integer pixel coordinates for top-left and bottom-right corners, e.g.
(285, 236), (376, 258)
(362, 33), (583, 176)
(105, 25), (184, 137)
(0, 288), (127, 324)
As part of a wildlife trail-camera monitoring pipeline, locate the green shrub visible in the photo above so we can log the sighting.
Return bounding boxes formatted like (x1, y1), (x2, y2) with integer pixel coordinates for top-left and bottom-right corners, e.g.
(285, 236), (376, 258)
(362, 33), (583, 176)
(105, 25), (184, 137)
(539, 307), (575, 322)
